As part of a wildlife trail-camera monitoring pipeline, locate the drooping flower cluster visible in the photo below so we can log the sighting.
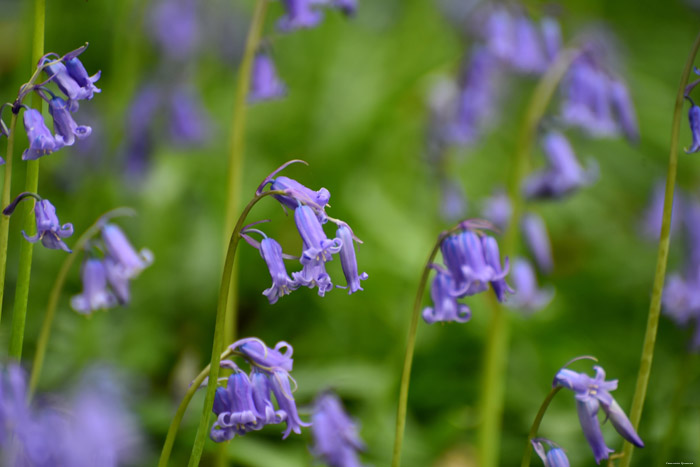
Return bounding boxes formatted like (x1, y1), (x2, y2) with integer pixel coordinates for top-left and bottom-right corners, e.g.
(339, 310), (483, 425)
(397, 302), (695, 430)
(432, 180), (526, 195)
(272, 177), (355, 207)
(531, 438), (570, 467)
(242, 161), (367, 304)
(422, 221), (511, 324)
(3, 192), (74, 252)
(553, 362), (644, 464)
(14, 44), (100, 162)
(0, 364), (141, 467)
(71, 223), (153, 314)
(310, 391), (366, 467)
(210, 338), (309, 441)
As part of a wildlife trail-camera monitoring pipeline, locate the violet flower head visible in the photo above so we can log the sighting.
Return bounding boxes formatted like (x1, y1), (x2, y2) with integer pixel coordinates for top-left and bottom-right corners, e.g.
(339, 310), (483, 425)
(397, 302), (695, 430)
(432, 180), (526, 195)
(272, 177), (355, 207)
(104, 256), (131, 305)
(22, 199), (74, 252)
(249, 52), (287, 103)
(210, 371), (261, 442)
(277, 0), (324, 31)
(268, 368), (311, 439)
(269, 176), (331, 215)
(249, 368), (286, 425)
(48, 96), (92, 146)
(440, 230), (490, 296)
(101, 224), (154, 279)
(150, 0), (199, 60)
(63, 55), (101, 100)
(311, 391), (366, 467)
(43, 51), (101, 104)
(422, 265), (471, 324)
(21, 108), (65, 161)
(532, 438), (569, 467)
(482, 235), (513, 303)
(481, 190), (512, 231)
(258, 236), (299, 304)
(510, 15), (547, 74)
(70, 259), (118, 314)
(336, 225), (368, 294)
(169, 87), (211, 144)
(685, 104), (700, 154)
(231, 338), (294, 373)
(507, 258), (554, 313)
(540, 17), (562, 61)
(522, 213), (554, 273)
(554, 363), (644, 464)
(293, 205), (342, 294)
(609, 77), (639, 143)
(483, 7), (515, 62)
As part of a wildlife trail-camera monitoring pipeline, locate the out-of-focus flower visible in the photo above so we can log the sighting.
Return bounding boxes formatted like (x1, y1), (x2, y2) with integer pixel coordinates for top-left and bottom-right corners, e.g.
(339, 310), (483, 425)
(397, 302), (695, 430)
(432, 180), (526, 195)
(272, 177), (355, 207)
(481, 190), (512, 231)
(439, 177), (468, 223)
(212, 338), (309, 441)
(507, 258), (554, 313)
(249, 52), (287, 103)
(277, 0), (324, 31)
(311, 391), (366, 467)
(641, 182), (682, 241)
(124, 84), (161, 177)
(510, 15), (547, 74)
(150, 0), (199, 60)
(336, 225), (368, 294)
(332, 0), (357, 16)
(71, 259), (117, 314)
(532, 438), (569, 467)
(554, 363), (644, 464)
(523, 131), (597, 200)
(21, 108), (65, 160)
(522, 213), (554, 273)
(609, 77), (639, 143)
(482, 235), (513, 303)
(169, 86), (211, 144)
(540, 17), (562, 61)
(48, 96), (92, 146)
(685, 104), (700, 153)
(102, 224), (154, 279)
(19, 198), (74, 252)
(422, 265), (471, 324)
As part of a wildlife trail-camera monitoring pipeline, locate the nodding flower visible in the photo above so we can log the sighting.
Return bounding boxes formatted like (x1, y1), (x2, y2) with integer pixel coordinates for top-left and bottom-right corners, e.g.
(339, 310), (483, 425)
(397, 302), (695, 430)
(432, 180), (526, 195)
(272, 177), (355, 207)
(4, 194), (74, 252)
(249, 52), (287, 103)
(70, 259), (118, 314)
(21, 109), (65, 161)
(685, 103), (700, 154)
(422, 265), (471, 324)
(531, 438), (570, 467)
(48, 96), (92, 146)
(553, 362), (644, 464)
(336, 225), (368, 294)
(311, 391), (367, 467)
(277, 0), (324, 32)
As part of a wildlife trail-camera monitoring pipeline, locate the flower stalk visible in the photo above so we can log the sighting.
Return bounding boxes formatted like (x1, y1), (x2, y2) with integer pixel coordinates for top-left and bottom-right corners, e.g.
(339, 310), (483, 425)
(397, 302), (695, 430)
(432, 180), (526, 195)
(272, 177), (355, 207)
(619, 30), (700, 467)
(223, 0), (269, 350)
(520, 386), (562, 467)
(478, 48), (578, 467)
(8, 0), (45, 360)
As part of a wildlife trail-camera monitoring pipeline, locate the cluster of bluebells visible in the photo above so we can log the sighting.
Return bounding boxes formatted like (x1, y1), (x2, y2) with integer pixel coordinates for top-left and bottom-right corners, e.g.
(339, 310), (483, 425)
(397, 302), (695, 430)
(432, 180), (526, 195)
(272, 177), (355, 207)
(241, 160), (367, 304)
(0, 364), (141, 467)
(0, 44), (100, 164)
(553, 360), (644, 464)
(210, 338), (309, 441)
(531, 438), (569, 467)
(421, 221), (511, 324)
(310, 391), (366, 467)
(71, 223), (153, 314)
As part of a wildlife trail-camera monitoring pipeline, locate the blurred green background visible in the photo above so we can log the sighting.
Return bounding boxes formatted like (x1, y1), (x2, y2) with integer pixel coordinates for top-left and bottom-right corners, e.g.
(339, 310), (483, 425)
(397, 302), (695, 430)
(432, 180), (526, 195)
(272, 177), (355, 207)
(1, 0), (699, 465)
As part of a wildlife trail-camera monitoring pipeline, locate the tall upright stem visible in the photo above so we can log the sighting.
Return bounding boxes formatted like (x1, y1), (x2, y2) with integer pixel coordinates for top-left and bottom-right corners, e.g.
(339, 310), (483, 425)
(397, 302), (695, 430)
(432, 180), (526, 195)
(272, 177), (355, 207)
(8, 0), (44, 360)
(0, 113), (18, 325)
(222, 0), (268, 349)
(478, 49), (578, 467)
(619, 30), (700, 467)
(391, 227), (461, 467)
(188, 190), (281, 467)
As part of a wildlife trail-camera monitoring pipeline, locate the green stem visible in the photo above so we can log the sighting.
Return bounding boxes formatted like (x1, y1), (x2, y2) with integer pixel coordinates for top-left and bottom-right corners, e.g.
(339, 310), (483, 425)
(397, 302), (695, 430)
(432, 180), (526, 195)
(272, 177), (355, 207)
(28, 208), (134, 397)
(0, 112), (18, 325)
(223, 0), (268, 350)
(619, 31), (700, 467)
(187, 190), (282, 467)
(158, 348), (233, 467)
(520, 386), (562, 467)
(391, 226), (466, 467)
(478, 49), (578, 467)
(8, 0), (44, 360)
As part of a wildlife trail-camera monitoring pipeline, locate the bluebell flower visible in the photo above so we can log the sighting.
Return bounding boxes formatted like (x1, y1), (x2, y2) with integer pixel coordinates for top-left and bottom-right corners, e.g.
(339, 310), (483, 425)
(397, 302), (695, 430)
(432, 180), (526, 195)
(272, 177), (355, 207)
(482, 235), (513, 303)
(507, 258), (554, 313)
(609, 77), (639, 143)
(48, 96), (92, 146)
(292, 205), (342, 295)
(540, 17), (562, 61)
(211, 371), (261, 441)
(104, 256), (131, 304)
(332, 0), (357, 16)
(124, 84), (161, 177)
(685, 104), (700, 154)
(483, 7), (515, 62)
(70, 259), (118, 314)
(510, 15), (547, 74)
(270, 176), (330, 215)
(169, 86), (211, 144)
(311, 391), (366, 467)
(231, 338), (294, 373)
(258, 236), (299, 304)
(18, 198), (74, 252)
(336, 225), (368, 294)
(523, 131), (597, 200)
(422, 266), (471, 324)
(62, 54), (101, 101)
(249, 52), (287, 103)
(249, 368), (286, 425)
(277, 0), (324, 31)
(522, 213), (553, 273)
(440, 230), (491, 296)
(532, 438), (569, 467)
(554, 364), (644, 464)
(662, 274), (700, 351)
(101, 224), (154, 279)
(43, 51), (101, 105)
(481, 190), (512, 231)
(268, 368), (310, 439)
(149, 0), (199, 60)
(21, 108), (65, 160)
